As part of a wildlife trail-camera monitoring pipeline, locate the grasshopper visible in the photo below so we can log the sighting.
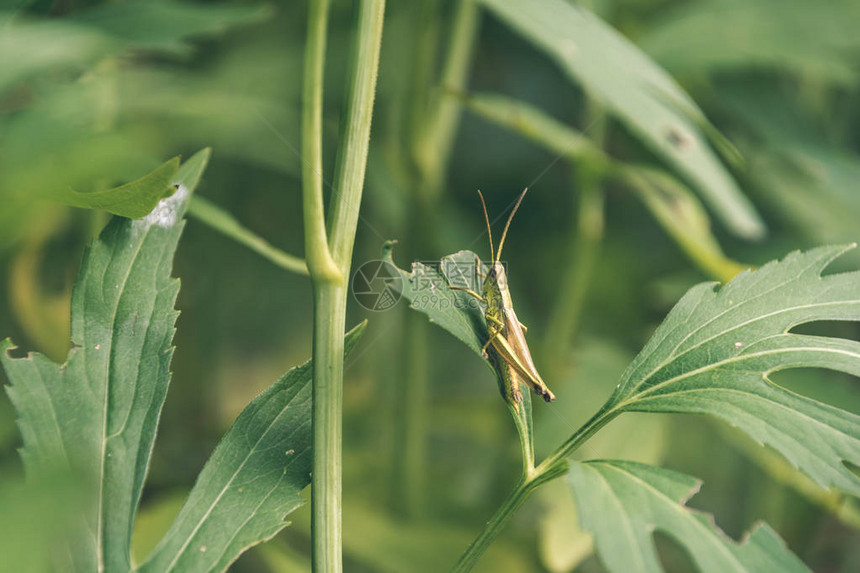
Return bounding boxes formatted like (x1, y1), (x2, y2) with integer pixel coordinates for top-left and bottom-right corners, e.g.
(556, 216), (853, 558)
(453, 188), (555, 410)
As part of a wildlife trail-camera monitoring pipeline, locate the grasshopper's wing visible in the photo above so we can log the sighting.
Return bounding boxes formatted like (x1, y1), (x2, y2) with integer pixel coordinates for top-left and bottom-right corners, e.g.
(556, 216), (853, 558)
(490, 312), (555, 402)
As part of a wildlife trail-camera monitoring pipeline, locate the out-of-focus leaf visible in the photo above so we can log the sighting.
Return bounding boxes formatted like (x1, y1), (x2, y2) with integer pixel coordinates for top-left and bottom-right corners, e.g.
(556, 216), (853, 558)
(618, 166), (749, 282)
(50, 156), (180, 218)
(642, 0), (860, 85)
(459, 91), (746, 282)
(477, 0), (765, 239)
(139, 322), (366, 573)
(120, 69), (302, 175)
(717, 85), (860, 245)
(0, 15), (113, 93)
(0, 149), (210, 573)
(0, 78), (166, 224)
(0, 472), (86, 573)
(538, 479), (594, 573)
(602, 245), (860, 495)
(568, 460), (809, 572)
(73, 0), (272, 56)
(458, 90), (609, 168)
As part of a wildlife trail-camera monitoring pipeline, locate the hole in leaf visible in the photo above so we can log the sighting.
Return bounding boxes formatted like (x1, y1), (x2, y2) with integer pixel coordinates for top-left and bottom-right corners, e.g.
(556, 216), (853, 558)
(769, 368), (860, 416)
(790, 320), (860, 342)
(4, 345), (29, 360)
(653, 529), (698, 573)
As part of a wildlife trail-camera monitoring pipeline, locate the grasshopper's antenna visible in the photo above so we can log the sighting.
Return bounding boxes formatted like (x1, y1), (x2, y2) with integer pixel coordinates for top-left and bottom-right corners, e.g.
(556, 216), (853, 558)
(477, 190), (494, 263)
(495, 188), (528, 263)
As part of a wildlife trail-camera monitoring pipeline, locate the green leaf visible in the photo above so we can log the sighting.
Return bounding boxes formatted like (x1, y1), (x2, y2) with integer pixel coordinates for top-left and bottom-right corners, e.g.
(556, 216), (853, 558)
(73, 0), (272, 56)
(617, 166), (748, 282)
(641, 0), (860, 86)
(382, 244), (536, 461)
(0, 149), (211, 572)
(717, 84), (860, 246)
(603, 245), (860, 495)
(50, 156), (181, 219)
(458, 90), (609, 168)
(477, 0), (765, 239)
(459, 90), (745, 282)
(139, 322), (366, 573)
(568, 460), (810, 573)
(0, 15), (113, 94)
(383, 243), (487, 358)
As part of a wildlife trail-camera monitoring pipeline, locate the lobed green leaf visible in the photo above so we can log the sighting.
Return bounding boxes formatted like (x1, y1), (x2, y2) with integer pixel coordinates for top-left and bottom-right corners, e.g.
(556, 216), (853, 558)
(1, 149), (211, 572)
(606, 245), (860, 495)
(568, 460), (810, 573)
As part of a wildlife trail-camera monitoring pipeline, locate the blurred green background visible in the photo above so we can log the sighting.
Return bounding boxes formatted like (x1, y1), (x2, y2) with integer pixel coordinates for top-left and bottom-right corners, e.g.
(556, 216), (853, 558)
(2, 0), (860, 571)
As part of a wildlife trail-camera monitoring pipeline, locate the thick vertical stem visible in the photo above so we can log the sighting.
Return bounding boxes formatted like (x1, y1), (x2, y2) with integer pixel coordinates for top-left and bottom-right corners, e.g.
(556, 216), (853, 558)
(306, 0), (386, 571)
(311, 282), (347, 573)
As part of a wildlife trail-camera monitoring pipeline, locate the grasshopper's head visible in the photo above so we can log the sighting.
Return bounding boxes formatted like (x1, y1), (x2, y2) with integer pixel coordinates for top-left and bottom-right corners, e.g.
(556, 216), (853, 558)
(477, 187), (526, 306)
(485, 261), (508, 288)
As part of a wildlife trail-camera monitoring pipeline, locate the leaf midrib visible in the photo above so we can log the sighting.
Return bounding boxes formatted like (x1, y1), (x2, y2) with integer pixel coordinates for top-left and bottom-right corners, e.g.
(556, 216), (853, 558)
(623, 255), (826, 396)
(157, 385), (310, 572)
(621, 298), (859, 402)
(96, 221), (155, 572)
(622, 340), (860, 407)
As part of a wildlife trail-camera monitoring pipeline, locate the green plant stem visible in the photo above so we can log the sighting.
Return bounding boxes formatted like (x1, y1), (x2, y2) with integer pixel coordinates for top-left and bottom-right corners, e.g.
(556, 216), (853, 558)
(188, 197), (308, 276)
(452, 406), (619, 572)
(311, 282), (348, 573)
(304, 0), (385, 571)
(451, 479), (532, 573)
(302, 0), (340, 282)
(538, 406), (620, 475)
(451, 460), (569, 573)
(327, 0), (386, 263)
